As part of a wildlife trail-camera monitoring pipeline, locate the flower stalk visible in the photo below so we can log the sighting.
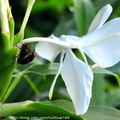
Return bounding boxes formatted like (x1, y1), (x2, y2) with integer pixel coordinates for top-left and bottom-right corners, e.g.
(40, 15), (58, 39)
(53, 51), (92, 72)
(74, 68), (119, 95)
(20, 0), (35, 34)
(14, 0), (35, 45)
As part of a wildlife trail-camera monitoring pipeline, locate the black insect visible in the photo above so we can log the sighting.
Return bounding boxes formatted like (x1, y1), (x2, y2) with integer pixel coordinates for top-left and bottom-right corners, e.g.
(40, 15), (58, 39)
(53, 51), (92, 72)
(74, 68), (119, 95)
(17, 43), (35, 64)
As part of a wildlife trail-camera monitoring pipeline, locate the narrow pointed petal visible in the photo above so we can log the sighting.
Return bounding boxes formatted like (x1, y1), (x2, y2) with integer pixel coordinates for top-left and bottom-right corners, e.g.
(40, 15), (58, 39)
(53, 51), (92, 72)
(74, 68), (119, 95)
(49, 51), (65, 100)
(61, 50), (93, 115)
(80, 18), (120, 68)
(88, 4), (112, 33)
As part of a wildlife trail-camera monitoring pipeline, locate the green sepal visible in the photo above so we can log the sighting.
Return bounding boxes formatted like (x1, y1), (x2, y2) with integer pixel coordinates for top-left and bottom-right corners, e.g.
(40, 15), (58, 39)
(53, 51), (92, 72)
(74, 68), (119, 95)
(0, 33), (10, 54)
(14, 32), (24, 46)
(0, 47), (17, 102)
(8, 17), (15, 47)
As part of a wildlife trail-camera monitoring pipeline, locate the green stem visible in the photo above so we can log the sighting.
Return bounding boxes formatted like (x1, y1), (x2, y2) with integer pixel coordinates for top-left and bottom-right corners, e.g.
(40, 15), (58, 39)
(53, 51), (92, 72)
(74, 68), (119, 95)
(2, 72), (23, 103)
(14, 0), (35, 45)
(19, 0), (35, 34)
(0, 47), (17, 102)
(24, 75), (40, 100)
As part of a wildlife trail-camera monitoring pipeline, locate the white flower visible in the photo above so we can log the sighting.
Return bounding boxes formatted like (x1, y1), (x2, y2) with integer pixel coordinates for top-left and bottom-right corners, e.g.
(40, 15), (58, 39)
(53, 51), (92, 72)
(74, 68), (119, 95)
(22, 4), (120, 115)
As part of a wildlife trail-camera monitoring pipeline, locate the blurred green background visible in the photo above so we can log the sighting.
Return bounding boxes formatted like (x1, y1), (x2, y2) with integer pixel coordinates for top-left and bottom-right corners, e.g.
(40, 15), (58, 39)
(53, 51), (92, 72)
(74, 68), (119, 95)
(8, 0), (120, 112)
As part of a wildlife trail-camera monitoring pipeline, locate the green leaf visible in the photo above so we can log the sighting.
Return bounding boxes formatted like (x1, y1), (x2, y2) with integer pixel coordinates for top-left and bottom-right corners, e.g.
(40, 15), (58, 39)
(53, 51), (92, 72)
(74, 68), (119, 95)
(82, 105), (120, 120)
(0, 48), (17, 102)
(90, 74), (105, 106)
(94, 0), (118, 11)
(74, 0), (95, 36)
(53, 18), (75, 37)
(93, 67), (117, 75)
(107, 62), (120, 75)
(2, 72), (24, 102)
(3, 63), (59, 101)
(0, 33), (10, 53)
(32, 0), (73, 13)
(93, 67), (120, 85)
(24, 63), (59, 75)
(106, 89), (120, 107)
(23, 75), (40, 97)
(0, 100), (83, 120)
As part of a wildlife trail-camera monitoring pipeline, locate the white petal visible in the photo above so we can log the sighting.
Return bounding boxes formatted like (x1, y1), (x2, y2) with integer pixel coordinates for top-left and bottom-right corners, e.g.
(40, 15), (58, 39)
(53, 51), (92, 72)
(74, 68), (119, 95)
(80, 18), (120, 68)
(88, 4), (112, 33)
(61, 50), (93, 115)
(35, 42), (63, 61)
(60, 35), (80, 42)
(33, 37), (69, 61)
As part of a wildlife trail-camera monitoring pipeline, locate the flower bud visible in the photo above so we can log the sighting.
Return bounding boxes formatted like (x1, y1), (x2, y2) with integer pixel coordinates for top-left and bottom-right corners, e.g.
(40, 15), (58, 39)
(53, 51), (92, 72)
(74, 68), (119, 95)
(0, 0), (9, 33)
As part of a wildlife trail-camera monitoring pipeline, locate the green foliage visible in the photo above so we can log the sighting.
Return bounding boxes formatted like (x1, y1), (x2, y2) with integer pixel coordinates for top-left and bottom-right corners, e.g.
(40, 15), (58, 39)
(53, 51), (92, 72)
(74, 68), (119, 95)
(0, 33), (10, 53)
(93, 67), (120, 85)
(25, 63), (59, 75)
(0, 47), (17, 102)
(74, 0), (95, 36)
(32, 0), (73, 13)
(0, 100), (83, 120)
(82, 105), (120, 120)
(1, 100), (120, 120)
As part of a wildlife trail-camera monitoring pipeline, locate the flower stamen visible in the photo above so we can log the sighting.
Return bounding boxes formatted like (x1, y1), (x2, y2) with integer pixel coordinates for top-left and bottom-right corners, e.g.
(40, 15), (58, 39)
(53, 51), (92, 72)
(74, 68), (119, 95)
(66, 39), (90, 71)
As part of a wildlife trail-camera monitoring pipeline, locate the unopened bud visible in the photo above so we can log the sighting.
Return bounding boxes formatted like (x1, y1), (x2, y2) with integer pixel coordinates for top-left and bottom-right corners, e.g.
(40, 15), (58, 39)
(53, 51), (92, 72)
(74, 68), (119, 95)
(0, 0), (9, 33)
